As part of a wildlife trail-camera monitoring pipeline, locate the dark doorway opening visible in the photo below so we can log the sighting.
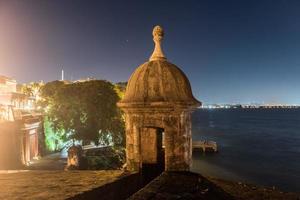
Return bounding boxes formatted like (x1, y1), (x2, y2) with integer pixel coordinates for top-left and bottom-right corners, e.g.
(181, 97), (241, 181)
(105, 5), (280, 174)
(140, 127), (165, 185)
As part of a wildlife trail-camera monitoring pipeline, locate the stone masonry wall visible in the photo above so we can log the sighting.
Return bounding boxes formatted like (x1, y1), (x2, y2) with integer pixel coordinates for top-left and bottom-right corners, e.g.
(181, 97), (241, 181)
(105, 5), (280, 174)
(124, 110), (193, 172)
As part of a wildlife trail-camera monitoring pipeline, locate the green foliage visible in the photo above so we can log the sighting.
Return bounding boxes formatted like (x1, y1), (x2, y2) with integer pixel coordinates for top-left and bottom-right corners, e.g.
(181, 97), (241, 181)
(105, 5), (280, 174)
(85, 147), (125, 170)
(21, 81), (44, 97)
(38, 81), (65, 111)
(44, 117), (68, 151)
(114, 82), (127, 99)
(40, 80), (125, 147)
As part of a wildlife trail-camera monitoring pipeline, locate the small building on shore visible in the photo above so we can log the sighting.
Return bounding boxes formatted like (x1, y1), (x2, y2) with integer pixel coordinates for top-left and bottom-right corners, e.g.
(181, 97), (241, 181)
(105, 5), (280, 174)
(118, 26), (201, 174)
(0, 75), (42, 169)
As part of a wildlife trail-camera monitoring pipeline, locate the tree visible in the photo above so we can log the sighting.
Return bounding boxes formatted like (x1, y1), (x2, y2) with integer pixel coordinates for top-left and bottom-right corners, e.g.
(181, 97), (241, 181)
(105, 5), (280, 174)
(40, 80), (125, 147)
(38, 80), (65, 111)
(21, 82), (44, 97)
(114, 82), (127, 99)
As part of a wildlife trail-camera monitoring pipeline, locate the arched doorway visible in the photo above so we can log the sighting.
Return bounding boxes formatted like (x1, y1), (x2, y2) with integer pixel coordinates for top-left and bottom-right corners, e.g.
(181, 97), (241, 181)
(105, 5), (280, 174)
(140, 127), (165, 184)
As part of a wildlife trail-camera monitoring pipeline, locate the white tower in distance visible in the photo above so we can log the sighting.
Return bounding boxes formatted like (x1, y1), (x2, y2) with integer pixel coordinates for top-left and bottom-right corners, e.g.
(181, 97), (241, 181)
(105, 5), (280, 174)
(61, 69), (64, 81)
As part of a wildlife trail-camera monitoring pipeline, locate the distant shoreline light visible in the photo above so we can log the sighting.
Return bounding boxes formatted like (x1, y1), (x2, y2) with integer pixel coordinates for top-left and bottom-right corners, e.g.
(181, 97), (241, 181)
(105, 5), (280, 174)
(201, 104), (300, 109)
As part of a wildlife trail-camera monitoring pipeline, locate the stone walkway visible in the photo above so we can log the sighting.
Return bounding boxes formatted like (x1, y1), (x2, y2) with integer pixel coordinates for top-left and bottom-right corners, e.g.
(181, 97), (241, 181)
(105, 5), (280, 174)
(1, 169), (298, 199)
(27, 152), (67, 170)
(0, 170), (129, 200)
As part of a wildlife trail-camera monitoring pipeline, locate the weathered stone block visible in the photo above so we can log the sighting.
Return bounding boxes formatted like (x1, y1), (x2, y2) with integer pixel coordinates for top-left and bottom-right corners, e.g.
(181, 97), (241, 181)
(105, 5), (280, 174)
(66, 145), (83, 170)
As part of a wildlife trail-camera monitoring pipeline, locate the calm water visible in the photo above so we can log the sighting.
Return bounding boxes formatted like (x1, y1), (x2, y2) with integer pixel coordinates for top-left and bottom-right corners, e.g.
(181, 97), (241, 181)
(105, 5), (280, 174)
(191, 108), (300, 192)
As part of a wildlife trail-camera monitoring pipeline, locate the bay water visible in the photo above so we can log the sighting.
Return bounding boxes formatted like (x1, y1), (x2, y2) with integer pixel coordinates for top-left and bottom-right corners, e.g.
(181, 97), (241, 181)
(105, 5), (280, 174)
(191, 108), (300, 192)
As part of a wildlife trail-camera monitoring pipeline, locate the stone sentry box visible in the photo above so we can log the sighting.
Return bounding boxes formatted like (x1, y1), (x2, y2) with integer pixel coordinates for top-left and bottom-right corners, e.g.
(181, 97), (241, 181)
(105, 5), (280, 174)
(118, 26), (201, 172)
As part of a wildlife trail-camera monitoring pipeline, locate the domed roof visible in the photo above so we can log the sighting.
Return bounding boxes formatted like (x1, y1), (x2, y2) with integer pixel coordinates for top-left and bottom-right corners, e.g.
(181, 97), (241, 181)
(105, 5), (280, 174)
(118, 26), (200, 108)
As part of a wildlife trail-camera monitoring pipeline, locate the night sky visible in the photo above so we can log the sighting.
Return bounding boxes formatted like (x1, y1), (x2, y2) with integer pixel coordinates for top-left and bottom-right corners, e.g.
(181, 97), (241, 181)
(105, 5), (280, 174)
(0, 0), (300, 104)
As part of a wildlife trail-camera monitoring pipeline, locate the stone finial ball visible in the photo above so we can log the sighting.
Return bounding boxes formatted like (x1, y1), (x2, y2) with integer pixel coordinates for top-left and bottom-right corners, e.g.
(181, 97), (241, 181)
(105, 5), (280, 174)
(153, 25), (164, 39)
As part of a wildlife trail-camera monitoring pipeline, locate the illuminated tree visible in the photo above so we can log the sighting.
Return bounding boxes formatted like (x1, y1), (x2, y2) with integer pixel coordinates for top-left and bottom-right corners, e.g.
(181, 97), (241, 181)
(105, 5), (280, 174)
(40, 80), (125, 147)
(21, 82), (44, 97)
(114, 82), (127, 99)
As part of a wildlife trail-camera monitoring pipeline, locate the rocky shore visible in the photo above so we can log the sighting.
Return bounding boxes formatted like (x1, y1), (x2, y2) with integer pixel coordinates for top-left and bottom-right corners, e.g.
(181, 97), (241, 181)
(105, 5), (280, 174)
(209, 177), (300, 200)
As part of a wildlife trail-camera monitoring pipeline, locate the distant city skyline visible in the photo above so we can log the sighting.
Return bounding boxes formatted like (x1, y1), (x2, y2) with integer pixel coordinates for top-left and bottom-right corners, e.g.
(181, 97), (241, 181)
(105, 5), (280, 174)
(1, 0), (300, 104)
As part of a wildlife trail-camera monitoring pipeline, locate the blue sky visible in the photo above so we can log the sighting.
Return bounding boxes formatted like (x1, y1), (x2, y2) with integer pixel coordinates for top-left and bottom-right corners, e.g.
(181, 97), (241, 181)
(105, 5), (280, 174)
(0, 0), (299, 104)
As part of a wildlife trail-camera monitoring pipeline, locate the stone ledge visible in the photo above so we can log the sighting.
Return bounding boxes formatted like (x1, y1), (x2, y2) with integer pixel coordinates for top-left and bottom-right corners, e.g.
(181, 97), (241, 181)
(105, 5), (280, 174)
(128, 171), (234, 200)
